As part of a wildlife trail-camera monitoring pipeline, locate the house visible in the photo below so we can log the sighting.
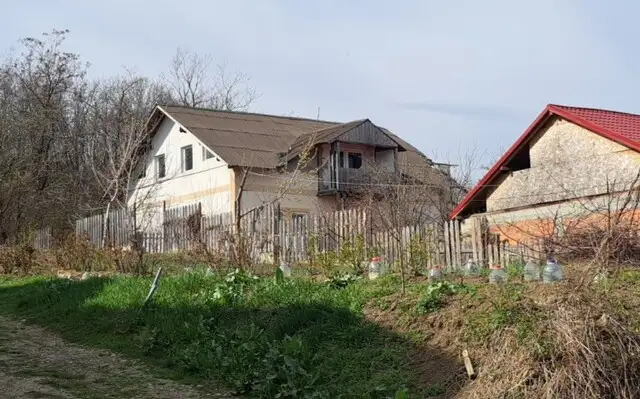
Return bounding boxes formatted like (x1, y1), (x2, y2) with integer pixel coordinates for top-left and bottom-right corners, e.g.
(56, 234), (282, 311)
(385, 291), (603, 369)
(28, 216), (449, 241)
(128, 105), (456, 230)
(450, 104), (640, 243)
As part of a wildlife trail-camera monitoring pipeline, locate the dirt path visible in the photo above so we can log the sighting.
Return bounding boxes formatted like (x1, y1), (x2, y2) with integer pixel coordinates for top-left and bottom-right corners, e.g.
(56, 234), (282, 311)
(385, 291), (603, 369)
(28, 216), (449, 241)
(0, 316), (236, 399)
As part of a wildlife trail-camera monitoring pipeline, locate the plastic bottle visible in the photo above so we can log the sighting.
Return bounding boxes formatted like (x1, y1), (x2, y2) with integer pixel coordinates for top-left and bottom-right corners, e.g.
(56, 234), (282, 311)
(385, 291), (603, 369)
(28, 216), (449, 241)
(368, 256), (384, 280)
(279, 261), (292, 278)
(428, 266), (443, 283)
(464, 259), (478, 276)
(489, 265), (507, 284)
(523, 260), (541, 282)
(542, 258), (563, 283)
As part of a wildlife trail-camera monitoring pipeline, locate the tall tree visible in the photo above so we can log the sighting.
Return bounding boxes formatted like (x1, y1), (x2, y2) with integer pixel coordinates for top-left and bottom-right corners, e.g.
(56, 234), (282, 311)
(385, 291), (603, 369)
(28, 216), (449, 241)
(162, 47), (257, 110)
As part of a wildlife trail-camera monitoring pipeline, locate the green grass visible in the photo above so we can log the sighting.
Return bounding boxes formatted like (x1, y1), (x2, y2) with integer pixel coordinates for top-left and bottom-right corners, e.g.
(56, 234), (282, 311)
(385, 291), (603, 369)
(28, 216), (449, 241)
(0, 270), (436, 398)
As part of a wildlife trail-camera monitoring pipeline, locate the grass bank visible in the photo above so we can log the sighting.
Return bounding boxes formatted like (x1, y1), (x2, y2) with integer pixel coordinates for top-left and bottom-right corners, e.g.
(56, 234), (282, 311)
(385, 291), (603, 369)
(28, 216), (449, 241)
(0, 270), (460, 398)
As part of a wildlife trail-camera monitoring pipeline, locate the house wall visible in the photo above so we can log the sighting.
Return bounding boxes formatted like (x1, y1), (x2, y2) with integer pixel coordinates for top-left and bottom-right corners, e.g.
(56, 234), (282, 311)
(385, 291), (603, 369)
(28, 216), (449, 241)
(376, 148), (395, 169)
(127, 117), (232, 230)
(475, 117), (640, 243)
(486, 117), (640, 213)
(233, 143), (400, 218)
(232, 162), (339, 218)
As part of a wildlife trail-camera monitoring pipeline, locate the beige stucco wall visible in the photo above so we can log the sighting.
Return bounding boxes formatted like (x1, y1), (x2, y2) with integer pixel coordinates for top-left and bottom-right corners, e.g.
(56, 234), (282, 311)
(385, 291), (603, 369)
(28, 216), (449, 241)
(233, 142), (399, 217)
(486, 117), (640, 213)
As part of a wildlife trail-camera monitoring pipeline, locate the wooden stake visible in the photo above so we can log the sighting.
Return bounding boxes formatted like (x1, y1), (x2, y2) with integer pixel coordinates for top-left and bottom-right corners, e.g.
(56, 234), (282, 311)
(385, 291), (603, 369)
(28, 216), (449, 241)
(462, 349), (476, 379)
(141, 267), (163, 310)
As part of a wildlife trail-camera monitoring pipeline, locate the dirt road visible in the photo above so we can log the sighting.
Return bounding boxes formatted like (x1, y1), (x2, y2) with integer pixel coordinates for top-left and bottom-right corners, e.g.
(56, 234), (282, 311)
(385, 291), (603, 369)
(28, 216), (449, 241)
(0, 316), (234, 399)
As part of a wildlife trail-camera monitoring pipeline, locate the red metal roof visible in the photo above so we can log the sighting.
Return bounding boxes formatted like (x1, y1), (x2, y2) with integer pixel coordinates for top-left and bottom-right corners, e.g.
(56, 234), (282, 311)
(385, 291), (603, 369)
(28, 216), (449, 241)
(450, 104), (640, 219)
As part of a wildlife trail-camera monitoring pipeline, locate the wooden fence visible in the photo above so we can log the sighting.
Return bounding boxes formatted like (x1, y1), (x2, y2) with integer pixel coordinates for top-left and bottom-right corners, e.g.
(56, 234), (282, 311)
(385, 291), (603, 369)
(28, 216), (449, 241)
(71, 202), (490, 269)
(31, 204), (557, 270)
(33, 226), (52, 250)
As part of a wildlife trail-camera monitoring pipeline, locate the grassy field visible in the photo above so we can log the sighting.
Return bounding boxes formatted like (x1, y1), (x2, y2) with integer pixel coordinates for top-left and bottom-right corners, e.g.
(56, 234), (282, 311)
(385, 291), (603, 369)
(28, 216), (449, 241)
(3, 266), (638, 398)
(0, 270), (451, 398)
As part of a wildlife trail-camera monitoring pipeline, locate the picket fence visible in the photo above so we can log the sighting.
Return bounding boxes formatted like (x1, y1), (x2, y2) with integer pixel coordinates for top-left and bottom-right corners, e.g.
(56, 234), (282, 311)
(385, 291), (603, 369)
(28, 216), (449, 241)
(72, 202), (541, 270)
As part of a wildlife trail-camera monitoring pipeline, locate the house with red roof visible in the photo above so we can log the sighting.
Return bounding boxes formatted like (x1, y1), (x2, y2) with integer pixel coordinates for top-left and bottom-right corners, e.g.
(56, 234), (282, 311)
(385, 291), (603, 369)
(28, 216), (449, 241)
(450, 104), (640, 243)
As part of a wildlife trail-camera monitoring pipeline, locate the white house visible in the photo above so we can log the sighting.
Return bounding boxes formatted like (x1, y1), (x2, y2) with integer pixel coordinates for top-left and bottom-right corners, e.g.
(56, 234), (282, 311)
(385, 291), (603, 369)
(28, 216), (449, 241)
(128, 105), (457, 231)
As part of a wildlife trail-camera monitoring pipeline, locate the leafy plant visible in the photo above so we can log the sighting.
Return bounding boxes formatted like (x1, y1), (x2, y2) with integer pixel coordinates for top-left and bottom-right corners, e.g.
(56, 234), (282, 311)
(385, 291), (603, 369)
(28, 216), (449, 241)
(408, 234), (433, 276)
(326, 272), (360, 290)
(211, 268), (259, 305)
(416, 281), (475, 314)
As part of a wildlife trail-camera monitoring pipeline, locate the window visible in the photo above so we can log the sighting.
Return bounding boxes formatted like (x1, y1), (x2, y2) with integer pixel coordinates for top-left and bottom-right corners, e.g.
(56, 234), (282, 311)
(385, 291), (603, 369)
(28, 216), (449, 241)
(156, 154), (166, 179)
(348, 153), (362, 169)
(181, 145), (193, 172)
(337, 151), (362, 169)
(202, 147), (215, 161)
(138, 161), (146, 179)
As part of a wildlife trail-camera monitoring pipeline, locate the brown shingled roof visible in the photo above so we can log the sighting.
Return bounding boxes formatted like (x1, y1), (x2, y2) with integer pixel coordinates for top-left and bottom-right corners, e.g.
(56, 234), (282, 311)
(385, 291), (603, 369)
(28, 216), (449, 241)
(155, 105), (436, 180)
(160, 105), (336, 168)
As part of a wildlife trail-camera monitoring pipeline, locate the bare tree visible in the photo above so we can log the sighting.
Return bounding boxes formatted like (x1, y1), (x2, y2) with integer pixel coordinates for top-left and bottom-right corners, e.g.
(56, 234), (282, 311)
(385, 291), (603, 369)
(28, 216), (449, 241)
(0, 29), (91, 242)
(84, 72), (171, 247)
(228, 136), (322, 267)
(162, 47), (257, 111)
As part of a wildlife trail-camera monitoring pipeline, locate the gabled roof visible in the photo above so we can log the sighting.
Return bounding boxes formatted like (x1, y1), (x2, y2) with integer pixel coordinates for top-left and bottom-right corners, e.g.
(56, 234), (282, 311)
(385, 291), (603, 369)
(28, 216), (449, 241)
(286, 119), (406, 161)
(150, 105), (433, 178)
(158, 105), (336, 168)
(450, 104), (640, 219)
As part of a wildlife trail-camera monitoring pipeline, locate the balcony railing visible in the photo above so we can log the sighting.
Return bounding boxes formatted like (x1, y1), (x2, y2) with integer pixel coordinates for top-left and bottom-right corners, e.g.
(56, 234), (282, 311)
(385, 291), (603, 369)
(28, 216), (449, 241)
(318, 166), (395, 195)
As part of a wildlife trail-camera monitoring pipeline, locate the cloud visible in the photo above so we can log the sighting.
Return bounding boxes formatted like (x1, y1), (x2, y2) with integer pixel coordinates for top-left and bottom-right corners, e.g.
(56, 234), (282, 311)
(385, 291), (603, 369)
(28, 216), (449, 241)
(396, 102), (524, 121)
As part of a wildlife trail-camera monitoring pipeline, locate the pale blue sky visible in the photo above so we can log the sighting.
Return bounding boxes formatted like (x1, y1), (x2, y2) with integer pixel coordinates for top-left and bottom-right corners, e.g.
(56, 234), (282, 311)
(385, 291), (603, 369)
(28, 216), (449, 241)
(3, 1), (639, 176)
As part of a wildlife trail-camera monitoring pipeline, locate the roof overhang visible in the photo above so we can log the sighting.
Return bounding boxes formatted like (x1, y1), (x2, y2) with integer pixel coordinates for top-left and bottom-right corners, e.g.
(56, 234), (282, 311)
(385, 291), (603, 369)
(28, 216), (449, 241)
(449, 104), (640, 220)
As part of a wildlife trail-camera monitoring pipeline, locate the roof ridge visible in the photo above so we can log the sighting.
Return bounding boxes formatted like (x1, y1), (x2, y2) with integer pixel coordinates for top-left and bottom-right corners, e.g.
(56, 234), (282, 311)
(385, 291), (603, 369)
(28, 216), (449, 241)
(161, 104), (341, 125)
(549, 103), (640, 118)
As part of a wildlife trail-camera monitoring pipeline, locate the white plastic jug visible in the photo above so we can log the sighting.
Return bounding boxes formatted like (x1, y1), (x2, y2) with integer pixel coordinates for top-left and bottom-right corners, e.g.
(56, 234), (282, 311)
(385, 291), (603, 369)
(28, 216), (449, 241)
(464, 259), (478, 276)
(428, 266), (443, 283)
(489, 265), (507, 284)
(368, 256), (386, 280)
(279, 261), (292, 278)
(542, 259), (563, 283)
(523, 261), (541, 282)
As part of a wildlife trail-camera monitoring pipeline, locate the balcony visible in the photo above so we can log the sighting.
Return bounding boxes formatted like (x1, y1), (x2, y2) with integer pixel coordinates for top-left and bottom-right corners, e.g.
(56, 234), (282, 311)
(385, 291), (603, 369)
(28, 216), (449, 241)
(318, 165), (398, 195)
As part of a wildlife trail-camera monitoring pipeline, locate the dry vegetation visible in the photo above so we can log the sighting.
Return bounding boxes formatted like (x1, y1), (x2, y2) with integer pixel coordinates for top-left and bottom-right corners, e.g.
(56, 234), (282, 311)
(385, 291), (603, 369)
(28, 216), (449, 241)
(364, 265), (640, 399)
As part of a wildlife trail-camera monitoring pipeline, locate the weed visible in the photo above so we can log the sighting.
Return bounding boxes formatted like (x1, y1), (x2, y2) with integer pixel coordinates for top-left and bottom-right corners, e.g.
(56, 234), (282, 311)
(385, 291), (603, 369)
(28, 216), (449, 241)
(326, 272), (360, 290)
(505, 259), (525, 280)
(415, 281), (476, 314)
(464, 284), (543, 345)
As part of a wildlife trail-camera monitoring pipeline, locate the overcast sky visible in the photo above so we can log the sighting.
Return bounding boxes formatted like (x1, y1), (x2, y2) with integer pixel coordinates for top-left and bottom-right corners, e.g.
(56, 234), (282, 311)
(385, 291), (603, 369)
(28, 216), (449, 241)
(3, 1), (638, 178)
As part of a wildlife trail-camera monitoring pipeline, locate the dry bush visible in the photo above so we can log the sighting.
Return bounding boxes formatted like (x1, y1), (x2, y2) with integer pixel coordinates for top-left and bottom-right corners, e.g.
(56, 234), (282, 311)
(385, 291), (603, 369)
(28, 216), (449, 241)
(51, 234), (152, 276)
(54, 234), (104, 272)
(556, 224), (640, 266)
(0, 242), (37, 275)
(456, 279), (640, 399)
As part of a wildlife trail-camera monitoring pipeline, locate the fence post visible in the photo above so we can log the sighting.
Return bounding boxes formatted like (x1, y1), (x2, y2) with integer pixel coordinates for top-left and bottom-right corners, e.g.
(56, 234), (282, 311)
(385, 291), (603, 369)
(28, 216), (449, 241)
(162, 201), (168, 252)
(273, 203), (281, 266)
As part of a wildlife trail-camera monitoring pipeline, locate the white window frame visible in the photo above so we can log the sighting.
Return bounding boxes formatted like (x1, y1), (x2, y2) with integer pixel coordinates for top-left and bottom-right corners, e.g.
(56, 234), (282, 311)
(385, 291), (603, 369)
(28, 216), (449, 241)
(181, 145), (193, 172)
(202, 146), (215, 161)
(155, 154), (166, 179)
